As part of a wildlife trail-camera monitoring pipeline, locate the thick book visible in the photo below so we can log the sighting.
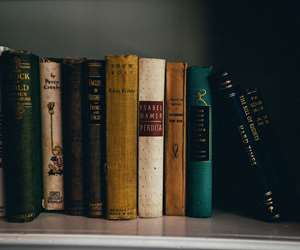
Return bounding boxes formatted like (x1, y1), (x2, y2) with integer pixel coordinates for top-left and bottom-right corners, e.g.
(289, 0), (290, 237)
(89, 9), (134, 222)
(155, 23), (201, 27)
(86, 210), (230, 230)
(164, 62), (187, 216)
(138, 58), (165, 218)
(0, 46), (10, 217)
(186, 66), (213, 218)
(83, 59), (106, 217)
(1, 50), (42, 222)
(106, 55), (138, 220)
(40, 58), (64, 211)
(62, 58), (85, 215)
(212, 71), (281, 221)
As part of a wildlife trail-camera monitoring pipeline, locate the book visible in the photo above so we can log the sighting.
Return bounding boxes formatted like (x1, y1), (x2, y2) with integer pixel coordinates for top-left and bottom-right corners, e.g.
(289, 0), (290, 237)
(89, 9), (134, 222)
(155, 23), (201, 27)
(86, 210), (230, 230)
(164, 62), (187, 216)
(245, 88), (289, 217)
(138, 58), (165, 218)
(62, 58), (85, 215)
(106, 55), (138, 220)
(212, 71), (281, 221)
(40, 58), (64, 211)
(83, 59), (106, 217)
(186, 66), (213, 218)
(0, 46), (10, 217)
(1, 50), (42, 222)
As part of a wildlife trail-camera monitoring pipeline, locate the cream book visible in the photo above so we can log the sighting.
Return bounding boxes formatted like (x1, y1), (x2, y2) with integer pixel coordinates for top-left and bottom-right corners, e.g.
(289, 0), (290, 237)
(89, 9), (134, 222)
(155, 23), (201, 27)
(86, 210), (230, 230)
(138, 57), (165, 218)
(40, 58), (64, 210)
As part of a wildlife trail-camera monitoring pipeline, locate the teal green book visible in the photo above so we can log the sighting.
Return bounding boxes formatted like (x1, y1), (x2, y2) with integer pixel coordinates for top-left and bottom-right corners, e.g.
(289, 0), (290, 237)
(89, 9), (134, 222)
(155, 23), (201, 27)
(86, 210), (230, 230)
(1, 50), (42, 222)
(186, 66), (213, 218)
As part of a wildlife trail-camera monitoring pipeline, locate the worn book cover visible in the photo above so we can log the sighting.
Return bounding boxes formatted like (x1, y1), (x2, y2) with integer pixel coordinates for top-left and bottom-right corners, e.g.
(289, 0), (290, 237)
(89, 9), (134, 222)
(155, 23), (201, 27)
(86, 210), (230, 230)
(62, 58), (85, 215)
(106, 55), (138, 220)
(186, 66), (213, 218)
(83, 59), (106, 217)
(212, 71), (281, 221)
(1, 50), (42, 222)
(0, 46), (10, 217)
(40, 58), (64, 211)
(138, 58), (165, 218)
(164, 62), (187, 216)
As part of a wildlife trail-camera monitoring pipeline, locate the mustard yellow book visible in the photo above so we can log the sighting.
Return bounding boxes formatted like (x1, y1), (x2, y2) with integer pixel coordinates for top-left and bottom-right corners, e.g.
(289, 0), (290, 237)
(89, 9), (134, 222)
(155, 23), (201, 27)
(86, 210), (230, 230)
(106, 55), (138, 220)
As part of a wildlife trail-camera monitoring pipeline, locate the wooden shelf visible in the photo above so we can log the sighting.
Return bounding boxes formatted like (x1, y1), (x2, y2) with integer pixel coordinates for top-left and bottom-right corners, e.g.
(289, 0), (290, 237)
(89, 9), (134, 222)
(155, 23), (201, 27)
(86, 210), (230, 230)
(0, 211), (299, 249)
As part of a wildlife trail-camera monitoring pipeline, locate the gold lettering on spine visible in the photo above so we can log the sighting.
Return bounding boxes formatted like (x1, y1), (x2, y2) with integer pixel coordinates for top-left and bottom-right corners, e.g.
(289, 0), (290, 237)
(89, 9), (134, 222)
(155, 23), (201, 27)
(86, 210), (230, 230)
(40, 59), (64, 210)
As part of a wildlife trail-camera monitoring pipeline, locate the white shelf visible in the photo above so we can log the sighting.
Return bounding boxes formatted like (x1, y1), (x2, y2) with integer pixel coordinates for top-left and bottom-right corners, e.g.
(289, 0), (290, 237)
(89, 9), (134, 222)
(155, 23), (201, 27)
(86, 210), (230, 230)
(0, 211), (299, 250)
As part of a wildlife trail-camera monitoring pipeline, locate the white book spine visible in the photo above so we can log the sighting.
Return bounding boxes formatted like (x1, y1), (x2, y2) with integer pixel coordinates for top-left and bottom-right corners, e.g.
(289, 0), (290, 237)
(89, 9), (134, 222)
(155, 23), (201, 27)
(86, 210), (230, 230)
(138, 58), (165, 217)
(40, 59), (64, 210)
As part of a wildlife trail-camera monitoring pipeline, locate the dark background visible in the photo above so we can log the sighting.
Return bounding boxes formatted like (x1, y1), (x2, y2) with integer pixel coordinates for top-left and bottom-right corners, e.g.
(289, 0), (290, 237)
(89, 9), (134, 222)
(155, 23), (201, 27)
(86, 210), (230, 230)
(0, 0), (299, 213)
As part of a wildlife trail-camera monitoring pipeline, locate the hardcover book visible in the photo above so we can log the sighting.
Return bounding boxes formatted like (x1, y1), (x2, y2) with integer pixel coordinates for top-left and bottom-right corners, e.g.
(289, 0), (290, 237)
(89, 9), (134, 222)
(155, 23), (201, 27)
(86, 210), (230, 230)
(138, 58), (165, 218)
(106, 55), (138, 220)
(212, 71), (281, 221)
(164, 62), (187, 216)
(40, 58), (64, 211)
(0, 46), (10, 217)
(186, 66), (213, 218)
(62, 58), (85, 215)
(1, 50), (42, 222)
(83, 59), (106, 217)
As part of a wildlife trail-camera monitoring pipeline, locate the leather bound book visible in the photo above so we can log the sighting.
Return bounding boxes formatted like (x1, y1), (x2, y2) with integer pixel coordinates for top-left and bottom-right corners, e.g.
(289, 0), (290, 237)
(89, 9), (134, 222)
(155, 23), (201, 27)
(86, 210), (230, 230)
(62, 58), (85, 216)
(0, 46), (10, 217)
(138, 58), (166, 218)
(164, 62), (187, 216)
(211, 72), (281, 221)
(186, 66), (213, 218)
(1, 50), (42, 222)
(83, 59), (105, 217)
(40, 58), (64, 211)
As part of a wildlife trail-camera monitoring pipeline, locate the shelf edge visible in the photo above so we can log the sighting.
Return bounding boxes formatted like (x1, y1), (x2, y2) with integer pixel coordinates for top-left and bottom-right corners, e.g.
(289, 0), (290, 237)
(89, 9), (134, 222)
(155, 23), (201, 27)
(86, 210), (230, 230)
(0, 234), (300, 250)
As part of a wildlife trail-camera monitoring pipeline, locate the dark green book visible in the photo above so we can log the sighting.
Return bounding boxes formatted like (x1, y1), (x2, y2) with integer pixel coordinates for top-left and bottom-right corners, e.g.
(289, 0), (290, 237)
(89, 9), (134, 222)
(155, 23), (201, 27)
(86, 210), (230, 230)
(186, 66), (213, 218)
(83, 60), (106, 217)
(1, 50), (42, 222)
(62, 58), (85, 215)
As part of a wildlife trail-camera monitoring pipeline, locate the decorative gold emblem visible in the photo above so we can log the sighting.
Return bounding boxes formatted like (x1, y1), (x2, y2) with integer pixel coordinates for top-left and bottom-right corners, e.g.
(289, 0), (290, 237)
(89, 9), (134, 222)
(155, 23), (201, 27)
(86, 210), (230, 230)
(195, 89), (208, 106)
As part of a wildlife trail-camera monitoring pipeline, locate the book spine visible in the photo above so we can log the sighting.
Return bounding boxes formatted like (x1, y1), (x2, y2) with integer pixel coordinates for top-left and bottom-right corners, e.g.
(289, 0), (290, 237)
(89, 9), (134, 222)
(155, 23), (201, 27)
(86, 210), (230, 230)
(63, 59), (85, 215)
(83, 60), (106, 217)
(186, 66), (213, 218)
(106, 55), (138, 220)
(40, 58), (64, 211)
(164, 62), (187, 216)
(0, 47), (10, 217)
(138, 58), (165, 218)
(244, 88), (283, 215)
(2, 51), (42, 222)
(213, 72), (280, 221)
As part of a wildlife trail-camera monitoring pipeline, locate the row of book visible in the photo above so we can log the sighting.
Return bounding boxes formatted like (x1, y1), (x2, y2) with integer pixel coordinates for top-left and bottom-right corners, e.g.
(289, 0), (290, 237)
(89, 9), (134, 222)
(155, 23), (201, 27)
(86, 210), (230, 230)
(0, 47), (284, 223)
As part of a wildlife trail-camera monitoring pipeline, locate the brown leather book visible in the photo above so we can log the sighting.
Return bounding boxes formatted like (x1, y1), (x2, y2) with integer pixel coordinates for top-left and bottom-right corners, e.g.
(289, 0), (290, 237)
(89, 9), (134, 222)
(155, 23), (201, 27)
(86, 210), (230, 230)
(164, 62), (187, 216)
(106, 55), (138, 220)
(62, 58), (85, 216)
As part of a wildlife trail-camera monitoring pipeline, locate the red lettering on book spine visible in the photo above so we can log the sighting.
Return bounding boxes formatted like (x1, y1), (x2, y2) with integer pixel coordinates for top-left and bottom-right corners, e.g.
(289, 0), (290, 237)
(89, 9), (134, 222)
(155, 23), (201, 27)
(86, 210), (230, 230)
(139, 101), (163, 136)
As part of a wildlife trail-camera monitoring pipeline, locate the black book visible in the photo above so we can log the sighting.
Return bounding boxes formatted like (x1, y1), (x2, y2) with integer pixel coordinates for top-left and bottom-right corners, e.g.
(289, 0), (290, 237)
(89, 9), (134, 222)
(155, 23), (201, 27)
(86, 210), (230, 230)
(211, 71), (281, 222)
(83, 59), (106, 217)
